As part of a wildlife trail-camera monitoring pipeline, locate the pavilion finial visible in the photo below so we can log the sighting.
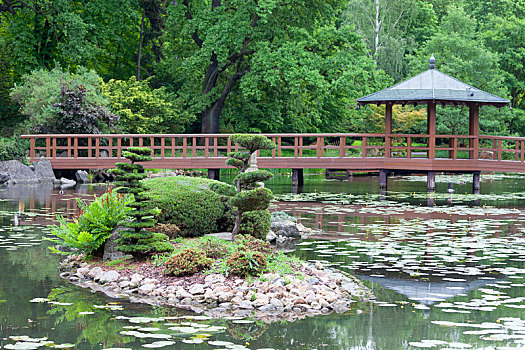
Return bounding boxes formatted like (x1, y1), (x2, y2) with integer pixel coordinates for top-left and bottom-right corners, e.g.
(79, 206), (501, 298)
(429, 54), (436, 69)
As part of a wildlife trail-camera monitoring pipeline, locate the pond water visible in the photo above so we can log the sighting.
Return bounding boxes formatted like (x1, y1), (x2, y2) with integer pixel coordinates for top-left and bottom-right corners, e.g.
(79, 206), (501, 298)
(2, 174), (525, 349)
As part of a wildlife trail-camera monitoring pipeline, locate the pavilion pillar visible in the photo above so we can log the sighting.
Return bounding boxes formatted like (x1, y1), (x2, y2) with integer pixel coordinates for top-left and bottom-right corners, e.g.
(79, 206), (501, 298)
(473, 171), (481, 194)
(427, 171), (436, 192)
(427, 102), (436, 159)
(292, 168), (304, 187)
(385, 103), (392, 158)
(469, 104), (480, 160)
(208, 169), (220, 181)
(379, 169), (389, 189)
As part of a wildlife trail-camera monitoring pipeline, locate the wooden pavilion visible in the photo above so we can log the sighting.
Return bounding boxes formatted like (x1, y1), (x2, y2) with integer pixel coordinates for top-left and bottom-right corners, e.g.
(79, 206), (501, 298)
(357, 55), (510, 192)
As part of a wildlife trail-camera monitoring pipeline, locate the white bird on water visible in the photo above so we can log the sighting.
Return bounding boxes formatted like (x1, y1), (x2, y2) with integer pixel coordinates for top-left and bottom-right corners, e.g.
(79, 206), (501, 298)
(447, 182), (456, 193)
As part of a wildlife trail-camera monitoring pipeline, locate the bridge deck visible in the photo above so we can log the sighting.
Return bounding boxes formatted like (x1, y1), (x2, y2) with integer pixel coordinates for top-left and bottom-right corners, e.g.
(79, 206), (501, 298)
(21, 133), (525, 173)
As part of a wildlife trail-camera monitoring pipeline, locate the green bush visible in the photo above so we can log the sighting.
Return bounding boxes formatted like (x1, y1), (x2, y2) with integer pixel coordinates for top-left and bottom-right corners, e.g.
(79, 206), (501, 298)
(164, 248), (212, 276)
(226, 250), (267, 277)
(238, 210), (271, 239)
(234, 234), (275, 255)
(143, 176), (230, 237)
(46, 189), (133, 256)
(0, 137), (28, 162)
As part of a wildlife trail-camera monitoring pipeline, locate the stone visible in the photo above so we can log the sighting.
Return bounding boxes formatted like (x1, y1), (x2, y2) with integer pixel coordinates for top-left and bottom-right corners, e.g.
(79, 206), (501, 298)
(252, 293), (270, 307)
(103, 228), (133, 261)
(238, 301), (254, 309)
(0, 160), (39, 184)
(204, 274), (225, 285)
(100, 270), (120, 283)
(259, 304), (277, 312)
(130, 273), (144, 284)
(270, 298), (284, 308)
(60, 272), (71, 278)
(119, 280), (132, 289)
(142, 278), (158, 285)
(331, 301), (349, 314)
(217, 292), (234, 303)
(88, 267), (103, 279)
(34, 158), (56, 182)
(266, 230), (277, 242)
(177, 289), (193, 299)
(189, 284), (205, 295)
(75, 170), (89, 183)
(138, 283), (157, 295)
(59, 177), (76, 189)
(0, 172), (10, 184)
(270, 219), (301, 238)
(305, 291), (316, 304)
(77, 267), (90, 277)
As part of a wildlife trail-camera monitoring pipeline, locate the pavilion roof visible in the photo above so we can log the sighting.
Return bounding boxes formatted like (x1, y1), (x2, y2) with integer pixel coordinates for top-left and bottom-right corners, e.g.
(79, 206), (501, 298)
(357, 57), (510, 108)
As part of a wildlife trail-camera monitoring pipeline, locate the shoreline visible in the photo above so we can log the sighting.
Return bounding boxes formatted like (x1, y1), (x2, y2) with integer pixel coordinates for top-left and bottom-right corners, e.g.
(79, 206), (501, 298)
(59, 254), (375, 322)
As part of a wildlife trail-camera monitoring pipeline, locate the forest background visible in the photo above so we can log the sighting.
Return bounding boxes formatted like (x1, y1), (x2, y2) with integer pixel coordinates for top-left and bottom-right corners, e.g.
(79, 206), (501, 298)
(0, 0), (524, 139)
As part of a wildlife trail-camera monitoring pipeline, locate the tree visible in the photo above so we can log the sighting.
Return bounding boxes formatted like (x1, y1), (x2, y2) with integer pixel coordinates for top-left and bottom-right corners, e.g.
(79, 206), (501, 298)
(101, 77), (195, 134)
(161, 0), (385, 134)
(345, 0), (437, 81)
(226, 134), (275, 237)
(408, 5), (512, 135)
(11, 66), (111, 133)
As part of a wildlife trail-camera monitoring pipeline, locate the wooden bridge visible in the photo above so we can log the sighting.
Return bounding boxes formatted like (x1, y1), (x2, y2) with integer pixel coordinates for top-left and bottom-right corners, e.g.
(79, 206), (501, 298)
(20, 132), (525, 191)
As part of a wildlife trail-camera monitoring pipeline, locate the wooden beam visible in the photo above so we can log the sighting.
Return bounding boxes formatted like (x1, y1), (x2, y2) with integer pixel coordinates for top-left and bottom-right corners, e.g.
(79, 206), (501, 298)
(469, 104), (479, 159)
(385, 103), (392, 158)
(428, 102), (436, 159)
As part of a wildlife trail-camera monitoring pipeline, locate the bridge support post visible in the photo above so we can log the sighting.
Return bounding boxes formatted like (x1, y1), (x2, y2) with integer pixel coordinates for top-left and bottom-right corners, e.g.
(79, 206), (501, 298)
(292, 169), (304, 186)
(427, 171), (436, 192)
(208, 169), (220, 181)
(379, 169), (388, 189)
(473, 171), (480, 194)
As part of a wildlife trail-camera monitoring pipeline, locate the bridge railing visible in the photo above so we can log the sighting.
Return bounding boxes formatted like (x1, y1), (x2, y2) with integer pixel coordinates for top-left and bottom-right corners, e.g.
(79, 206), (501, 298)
(20, 133), (525, 164)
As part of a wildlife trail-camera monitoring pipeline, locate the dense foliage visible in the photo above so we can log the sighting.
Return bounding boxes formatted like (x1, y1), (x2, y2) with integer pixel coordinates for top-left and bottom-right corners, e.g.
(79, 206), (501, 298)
(46, 189), (133, 256)
(0, 137), (28, 162)
(1, 0), (524, 136)
(110, 147), (173, 255)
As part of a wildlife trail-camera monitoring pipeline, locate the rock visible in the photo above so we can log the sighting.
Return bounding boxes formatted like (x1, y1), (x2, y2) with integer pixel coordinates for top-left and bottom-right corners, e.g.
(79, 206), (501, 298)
(177, 289), (192, 299)
(253, 293), (270, 307)
(238, 301), (254, 309)
(138, 284), (157, 295)
(88, 267), (103, 279)
(59, 177), (76, 189)
(34, 158), (56, 182)
(77, 267), (90, 277)
(75, 170), (89, 183)
(270, 219), (301, 238)
(142, 278), (158, 285)
(0, 160), (39, 184)
(103, 227), (133, 261)
(100, 270), (120, 283)
(331, 301), (349, 314)
(274, 237), (300, 253)
(0, 172), (10, 184)
(130, 273), (144, 284)
(189, 284), (205, 295)
(266, 230), (277, 242)
(270, 298), (284, 308)
(60, 272), (71, 278)
(204, 274), (225, 285)
(120, 280), (132, 289)
(218, 292), (234, 303)
(259, 304), (277, 312)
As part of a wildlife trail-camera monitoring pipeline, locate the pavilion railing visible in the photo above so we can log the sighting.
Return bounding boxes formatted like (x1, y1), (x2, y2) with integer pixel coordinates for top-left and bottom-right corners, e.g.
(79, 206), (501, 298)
(20, 133), (525, 164)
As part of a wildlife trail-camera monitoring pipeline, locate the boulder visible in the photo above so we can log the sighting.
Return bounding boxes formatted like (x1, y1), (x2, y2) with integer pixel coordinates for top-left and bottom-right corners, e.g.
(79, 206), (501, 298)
(0, 172), (10, 185)
(100, 270), (120, 283)
(34, 158), (56, 182)
(0, 160), (39, 184)
(59, 177), (76, 189)
(103, 227), (133, 261)
(75, 170), (90, 183)
(139, 283), (157, 295)
(270, 219), (301, 239)
(189, 284), (205, 295)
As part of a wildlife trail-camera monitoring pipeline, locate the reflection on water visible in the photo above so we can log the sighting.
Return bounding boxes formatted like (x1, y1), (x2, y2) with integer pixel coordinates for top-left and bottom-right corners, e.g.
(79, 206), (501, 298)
(2, 175), (525, 348)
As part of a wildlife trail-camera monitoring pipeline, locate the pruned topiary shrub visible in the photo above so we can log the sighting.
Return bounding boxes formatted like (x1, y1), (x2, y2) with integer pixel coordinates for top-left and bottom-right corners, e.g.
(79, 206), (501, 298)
(110, 147), (173, 255)
(226, 134), (276, 237)
(223, 209), (271, 240)
(143, 176), (231, 237)
(164, 248), (212, 276)
(226, 250), (267, 277)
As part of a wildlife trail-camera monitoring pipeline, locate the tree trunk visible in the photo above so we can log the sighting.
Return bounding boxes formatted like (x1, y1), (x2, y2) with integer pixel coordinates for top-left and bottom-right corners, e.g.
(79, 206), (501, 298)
(201, 53), (221, 133)
(137, 8), (146, 81)
(232, 208), (242, 237)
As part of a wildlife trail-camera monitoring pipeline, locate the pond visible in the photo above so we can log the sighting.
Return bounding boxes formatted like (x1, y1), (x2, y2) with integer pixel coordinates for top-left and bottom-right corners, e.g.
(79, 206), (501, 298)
(1, 174), (525, 349)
